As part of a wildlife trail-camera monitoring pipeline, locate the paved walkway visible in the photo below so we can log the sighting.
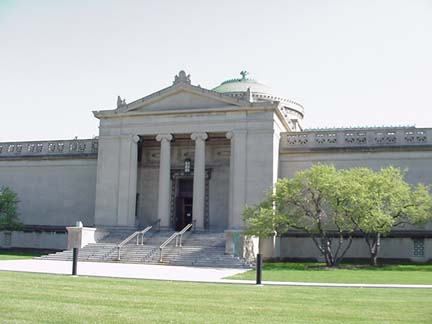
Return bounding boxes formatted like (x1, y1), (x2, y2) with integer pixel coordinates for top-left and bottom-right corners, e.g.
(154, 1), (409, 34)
(1, 259), (432, 289)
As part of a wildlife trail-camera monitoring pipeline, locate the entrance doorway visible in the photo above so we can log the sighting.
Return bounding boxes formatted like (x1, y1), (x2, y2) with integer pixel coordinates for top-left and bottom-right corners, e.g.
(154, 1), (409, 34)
(175, 178), (193, 231)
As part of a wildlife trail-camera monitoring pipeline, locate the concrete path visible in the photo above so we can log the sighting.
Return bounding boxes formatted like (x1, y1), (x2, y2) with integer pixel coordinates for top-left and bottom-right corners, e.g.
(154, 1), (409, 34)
(1, 259), (432, 289)
(0, 259), (245, 282)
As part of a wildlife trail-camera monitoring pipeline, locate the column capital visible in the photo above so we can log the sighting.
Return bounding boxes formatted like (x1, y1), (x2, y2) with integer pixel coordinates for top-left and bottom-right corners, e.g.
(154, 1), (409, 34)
(132, 135), (140, 143)
(191, 132), (208, 141)
(156, 134), (173, 142)
(226, 129), (247, 140)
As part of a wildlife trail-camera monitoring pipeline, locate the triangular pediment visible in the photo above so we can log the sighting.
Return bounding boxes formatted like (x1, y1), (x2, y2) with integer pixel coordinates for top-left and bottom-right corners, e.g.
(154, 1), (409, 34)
(124, 82), (248, 114)
(130, 90), (234, 112)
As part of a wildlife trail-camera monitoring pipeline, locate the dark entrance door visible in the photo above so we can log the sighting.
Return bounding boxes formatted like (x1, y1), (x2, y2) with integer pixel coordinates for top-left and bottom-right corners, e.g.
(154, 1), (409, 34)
(175, 178), (193, 231)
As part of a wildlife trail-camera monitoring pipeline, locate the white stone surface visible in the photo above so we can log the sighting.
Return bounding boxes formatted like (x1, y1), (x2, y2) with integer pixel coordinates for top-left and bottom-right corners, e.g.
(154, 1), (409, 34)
(66, 226), (96, 249)
(0, 260), (246, 282)
(226, 130), (247, 229)
(0, 231), (67, 250)
(156, 134), (173, 228)
(191, 132), (207, 229)
(0, 158), (97, 226)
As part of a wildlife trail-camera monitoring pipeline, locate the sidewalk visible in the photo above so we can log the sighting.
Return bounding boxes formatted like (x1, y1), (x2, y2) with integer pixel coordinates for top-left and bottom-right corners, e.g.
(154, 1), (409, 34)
(1, 259), (432, 289)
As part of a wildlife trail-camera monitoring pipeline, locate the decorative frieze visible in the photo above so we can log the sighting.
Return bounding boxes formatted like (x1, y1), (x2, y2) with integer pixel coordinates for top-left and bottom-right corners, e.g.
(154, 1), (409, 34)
(281, 127), (431, 150)
(287, 134), (308, 145)
(404, 130), (427, 143)
(345, 132), (367, 144)
(374, 131), (397, 144)
(315, 133), (337, 144)
(0, 138), (98, 158)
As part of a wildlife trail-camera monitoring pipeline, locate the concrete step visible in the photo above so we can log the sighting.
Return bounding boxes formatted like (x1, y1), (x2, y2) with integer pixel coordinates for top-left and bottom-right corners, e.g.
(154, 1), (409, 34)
(37, 231), (251, 269)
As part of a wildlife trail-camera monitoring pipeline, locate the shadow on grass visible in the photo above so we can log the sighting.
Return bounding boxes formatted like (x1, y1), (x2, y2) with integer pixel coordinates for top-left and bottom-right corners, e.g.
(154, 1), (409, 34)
(262, 262), (432, 272)
(0, 249), (45, 259)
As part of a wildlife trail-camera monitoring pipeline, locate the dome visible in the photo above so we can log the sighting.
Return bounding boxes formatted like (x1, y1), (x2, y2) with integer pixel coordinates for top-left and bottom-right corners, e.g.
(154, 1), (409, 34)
(212, 71), (305, 128)
(212, 71), (273, 95)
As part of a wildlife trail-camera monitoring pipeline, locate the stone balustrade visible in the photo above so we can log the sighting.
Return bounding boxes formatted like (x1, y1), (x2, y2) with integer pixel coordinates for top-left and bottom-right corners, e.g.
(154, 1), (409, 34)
(0, 138), (98, 158)
(281, 127), (432, 150)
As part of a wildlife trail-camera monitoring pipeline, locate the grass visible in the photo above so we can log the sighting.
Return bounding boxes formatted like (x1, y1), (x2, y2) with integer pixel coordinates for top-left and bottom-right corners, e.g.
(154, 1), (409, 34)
(0, 249), (43, 260)
(229, 262), (432, 285)
(0, 271), (431, 323)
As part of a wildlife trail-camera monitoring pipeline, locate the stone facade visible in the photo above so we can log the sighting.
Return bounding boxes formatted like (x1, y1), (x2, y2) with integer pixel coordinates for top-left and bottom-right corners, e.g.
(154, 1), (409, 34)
(0, 71), (431, 261)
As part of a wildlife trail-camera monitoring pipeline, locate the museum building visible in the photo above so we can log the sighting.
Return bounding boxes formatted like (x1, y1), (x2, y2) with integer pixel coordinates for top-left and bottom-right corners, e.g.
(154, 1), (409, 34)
(0, 71), (431, 263)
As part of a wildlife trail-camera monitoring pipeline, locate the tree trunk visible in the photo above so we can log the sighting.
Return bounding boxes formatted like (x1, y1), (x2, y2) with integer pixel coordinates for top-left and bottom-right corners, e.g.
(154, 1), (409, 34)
(334, 236), (353, 267)
(365, 233), (381, 266)
(322, 237), (335, 267)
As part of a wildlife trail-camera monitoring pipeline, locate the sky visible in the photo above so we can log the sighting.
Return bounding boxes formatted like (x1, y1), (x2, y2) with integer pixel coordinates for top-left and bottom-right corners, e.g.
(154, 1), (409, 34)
(1, 0), (431, 141)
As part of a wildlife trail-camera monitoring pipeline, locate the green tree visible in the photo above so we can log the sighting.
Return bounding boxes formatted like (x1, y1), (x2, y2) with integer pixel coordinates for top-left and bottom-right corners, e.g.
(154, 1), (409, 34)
(345, 167), (432, 266)
(245, 165), (432, 267)
(245, 165), (357, 267)
(0, 186), (23, 231)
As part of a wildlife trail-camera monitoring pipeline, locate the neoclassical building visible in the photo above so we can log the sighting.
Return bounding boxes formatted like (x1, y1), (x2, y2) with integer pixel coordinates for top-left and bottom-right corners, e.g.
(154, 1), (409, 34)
(92, 70), (304, 233)
(1, 71), (431, 262)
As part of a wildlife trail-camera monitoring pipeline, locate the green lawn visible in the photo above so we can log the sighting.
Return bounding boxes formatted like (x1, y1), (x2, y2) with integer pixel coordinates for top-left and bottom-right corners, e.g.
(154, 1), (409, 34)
(229, 262), (432, 285)
(0, 250), (43, 260)
(0, 272), (431, 323)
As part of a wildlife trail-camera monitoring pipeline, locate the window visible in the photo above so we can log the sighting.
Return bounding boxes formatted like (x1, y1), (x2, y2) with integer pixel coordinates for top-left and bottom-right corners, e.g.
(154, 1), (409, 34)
(413, 239), (425, 257)
(3, 232), (11, 246)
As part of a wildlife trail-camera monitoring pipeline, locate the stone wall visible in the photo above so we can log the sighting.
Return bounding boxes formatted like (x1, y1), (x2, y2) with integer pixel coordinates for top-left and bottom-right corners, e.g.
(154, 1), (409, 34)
(0, 230), (67, 250)
(273, 127), (432, 262)
(279, 127), (432, 230)
(0, 139), (98, 227)
(260, 236), (432, 263)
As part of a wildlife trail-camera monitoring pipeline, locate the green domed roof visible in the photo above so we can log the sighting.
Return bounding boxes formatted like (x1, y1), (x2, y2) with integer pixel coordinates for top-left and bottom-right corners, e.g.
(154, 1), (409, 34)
(212, 71), (273, 95)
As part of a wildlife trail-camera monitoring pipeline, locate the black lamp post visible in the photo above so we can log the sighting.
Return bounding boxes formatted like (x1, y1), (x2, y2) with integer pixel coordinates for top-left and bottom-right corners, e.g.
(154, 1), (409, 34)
(256, 253), (262, 285)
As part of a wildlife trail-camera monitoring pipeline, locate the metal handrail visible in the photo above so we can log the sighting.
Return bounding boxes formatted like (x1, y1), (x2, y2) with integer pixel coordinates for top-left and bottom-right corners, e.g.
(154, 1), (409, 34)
(160, 232), (178, 250)
(159, 223), (193, 262)
(138, 226), (153, 245)
(117, 226), (152, 261)
(177, 223), (192, 247)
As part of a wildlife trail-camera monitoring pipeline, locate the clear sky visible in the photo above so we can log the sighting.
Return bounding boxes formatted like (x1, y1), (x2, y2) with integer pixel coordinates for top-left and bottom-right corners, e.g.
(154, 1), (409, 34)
(1, 0), (431, 141)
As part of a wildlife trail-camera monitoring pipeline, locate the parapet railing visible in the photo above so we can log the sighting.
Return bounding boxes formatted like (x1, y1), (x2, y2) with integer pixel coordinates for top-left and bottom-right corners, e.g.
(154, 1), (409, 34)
(281, 127), (432, 150)
(117, 226), (152, 261)
(0, 138), (99, 158)
(159, 223), (193, 262)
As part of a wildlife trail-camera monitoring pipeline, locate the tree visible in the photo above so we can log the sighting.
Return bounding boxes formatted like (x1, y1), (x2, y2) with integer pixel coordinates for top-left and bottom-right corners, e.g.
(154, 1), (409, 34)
(245, 165), (432, 267)
(344, 167), (432, 266)
(245, 165), (357, 267)
(0, 186), (23, 231)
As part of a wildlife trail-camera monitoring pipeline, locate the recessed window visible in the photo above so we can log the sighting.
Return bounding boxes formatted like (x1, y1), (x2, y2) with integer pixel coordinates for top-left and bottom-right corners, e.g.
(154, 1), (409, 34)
(413, 239), (425, 257)
(3, 232), (11, 246)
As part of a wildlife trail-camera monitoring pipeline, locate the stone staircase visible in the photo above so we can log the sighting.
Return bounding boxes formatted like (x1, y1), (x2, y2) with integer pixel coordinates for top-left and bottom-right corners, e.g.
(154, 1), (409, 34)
(38, 228), (135, 262)
(38, 229), (251, 269)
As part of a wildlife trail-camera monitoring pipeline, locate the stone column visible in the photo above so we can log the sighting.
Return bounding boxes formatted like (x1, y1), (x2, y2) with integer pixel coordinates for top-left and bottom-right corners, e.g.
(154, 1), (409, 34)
(191, 132), (208, 230)
(156, 134), (173, 228)
(117, 135), (140, 226)
(226, 130), (247, 229)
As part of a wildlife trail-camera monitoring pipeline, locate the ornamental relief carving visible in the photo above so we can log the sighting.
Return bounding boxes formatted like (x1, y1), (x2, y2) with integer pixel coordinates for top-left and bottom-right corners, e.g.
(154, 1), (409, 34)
(344, 132), (366, 144)
(315, 133), (337, 144)
(283, 128), (430, 149)
(404, 131), (427, 143)
(374, 132), (397, 144)
(286, 134), (308, 145)
(0, 139), (98, 157)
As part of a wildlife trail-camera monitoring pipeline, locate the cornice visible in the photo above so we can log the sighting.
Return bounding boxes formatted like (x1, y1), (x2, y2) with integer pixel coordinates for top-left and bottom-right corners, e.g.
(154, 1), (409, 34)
(93, 102), (279, 120)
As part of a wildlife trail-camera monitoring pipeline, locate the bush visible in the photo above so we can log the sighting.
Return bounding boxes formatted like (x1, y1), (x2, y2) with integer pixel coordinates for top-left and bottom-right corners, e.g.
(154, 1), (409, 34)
(0, 186), (23, 231)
